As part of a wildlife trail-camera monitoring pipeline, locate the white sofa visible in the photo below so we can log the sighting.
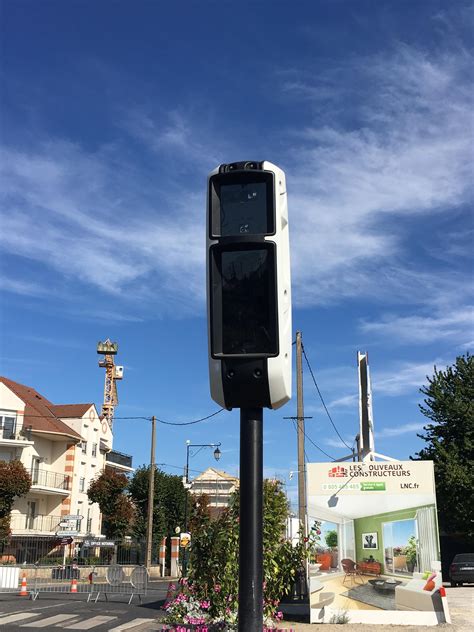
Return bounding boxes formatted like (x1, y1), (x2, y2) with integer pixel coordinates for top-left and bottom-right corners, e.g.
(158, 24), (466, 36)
(395, 571), (443, 611)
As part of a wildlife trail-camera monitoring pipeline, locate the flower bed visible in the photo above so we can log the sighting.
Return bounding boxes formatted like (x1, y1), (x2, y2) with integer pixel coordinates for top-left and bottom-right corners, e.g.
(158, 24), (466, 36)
(163, 579), (285, 630)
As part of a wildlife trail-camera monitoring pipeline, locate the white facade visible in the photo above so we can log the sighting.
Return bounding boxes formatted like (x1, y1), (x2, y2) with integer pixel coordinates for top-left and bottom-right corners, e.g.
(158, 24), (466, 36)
(189, 467), (239, 516)
(0, 377), (131, 549)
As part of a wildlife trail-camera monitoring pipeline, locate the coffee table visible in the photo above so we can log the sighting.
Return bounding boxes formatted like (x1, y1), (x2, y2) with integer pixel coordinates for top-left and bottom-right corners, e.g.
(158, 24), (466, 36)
(368, 579), (402, 593)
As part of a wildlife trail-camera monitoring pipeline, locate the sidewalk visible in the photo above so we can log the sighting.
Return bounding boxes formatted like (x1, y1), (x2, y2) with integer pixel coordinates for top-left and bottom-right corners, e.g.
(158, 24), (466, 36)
(155, 586), (472, 631)
(277, 586), (472, 632)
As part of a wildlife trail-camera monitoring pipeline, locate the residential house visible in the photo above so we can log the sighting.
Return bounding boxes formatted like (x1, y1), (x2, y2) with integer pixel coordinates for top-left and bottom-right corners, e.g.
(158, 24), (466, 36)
(189, 467), (239, 518)
(0, 376), (133, 563)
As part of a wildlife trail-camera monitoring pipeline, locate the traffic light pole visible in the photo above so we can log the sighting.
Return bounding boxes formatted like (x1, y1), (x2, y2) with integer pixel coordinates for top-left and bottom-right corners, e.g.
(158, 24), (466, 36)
(238, 407), (263, 632)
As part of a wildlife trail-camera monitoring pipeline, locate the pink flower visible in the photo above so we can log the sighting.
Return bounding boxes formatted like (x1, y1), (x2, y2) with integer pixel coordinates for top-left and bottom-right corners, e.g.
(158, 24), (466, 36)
(200, 600), (210, 610)
(214, 584), (221, 593)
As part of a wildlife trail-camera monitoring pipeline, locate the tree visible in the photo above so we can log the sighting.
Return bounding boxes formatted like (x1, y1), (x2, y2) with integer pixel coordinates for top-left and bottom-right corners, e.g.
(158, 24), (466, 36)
(128, 466), (188, 549)
(325, 529), (338, 549)
(87, 470), (136, 539)
(413, 353), (474, 536)
(0, 460), (31, 541)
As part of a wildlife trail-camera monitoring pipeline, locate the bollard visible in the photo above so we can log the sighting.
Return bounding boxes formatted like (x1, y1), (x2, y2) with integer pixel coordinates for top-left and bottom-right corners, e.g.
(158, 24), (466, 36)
(170, 537), (180, 577)
(159, 537), (167, 577)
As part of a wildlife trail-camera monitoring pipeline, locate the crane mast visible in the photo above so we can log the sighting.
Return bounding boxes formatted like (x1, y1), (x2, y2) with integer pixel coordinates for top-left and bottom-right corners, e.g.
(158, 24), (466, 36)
(97, 339), (123, 428)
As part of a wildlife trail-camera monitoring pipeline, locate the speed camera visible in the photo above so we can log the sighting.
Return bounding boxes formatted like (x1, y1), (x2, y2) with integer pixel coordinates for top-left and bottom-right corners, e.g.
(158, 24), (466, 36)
(206, 161), (292, 410)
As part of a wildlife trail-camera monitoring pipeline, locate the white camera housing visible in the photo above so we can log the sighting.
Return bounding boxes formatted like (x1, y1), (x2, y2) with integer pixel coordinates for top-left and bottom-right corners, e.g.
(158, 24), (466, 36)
(206, 160), (292, 410)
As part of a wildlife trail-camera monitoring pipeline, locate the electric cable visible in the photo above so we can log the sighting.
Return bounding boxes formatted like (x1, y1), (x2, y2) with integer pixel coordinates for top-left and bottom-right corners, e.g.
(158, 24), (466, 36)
(154, 409), (225, 426)
(289, 417), (336, 461)
(301, 344), (352, 451)
(15, 409), (225, 425)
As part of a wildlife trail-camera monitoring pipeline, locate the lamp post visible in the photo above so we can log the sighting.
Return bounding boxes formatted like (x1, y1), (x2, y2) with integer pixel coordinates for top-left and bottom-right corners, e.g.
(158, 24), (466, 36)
(182, 441), (222, 576)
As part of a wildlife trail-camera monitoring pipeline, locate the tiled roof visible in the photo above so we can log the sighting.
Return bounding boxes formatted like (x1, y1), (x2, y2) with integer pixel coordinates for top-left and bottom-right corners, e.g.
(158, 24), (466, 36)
(0, 376), (82, 440)
(49, 404), (93, 418)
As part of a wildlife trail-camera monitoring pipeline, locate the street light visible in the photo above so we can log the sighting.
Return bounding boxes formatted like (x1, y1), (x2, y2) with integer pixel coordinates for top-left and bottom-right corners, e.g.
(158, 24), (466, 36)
(184, 441), (222, 485)
(182, 440), (222, 576)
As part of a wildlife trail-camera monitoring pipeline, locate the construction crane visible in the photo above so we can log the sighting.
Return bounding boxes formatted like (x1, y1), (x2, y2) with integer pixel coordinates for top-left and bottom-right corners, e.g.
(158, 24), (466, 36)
(97, 339), (123, 428)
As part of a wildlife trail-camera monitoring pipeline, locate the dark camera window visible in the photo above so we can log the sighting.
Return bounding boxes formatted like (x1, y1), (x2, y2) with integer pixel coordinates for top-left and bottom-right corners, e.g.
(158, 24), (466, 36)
(209, 172), (274, 237)
(211, 245), (278, 356)
(220, 182), (268, 236)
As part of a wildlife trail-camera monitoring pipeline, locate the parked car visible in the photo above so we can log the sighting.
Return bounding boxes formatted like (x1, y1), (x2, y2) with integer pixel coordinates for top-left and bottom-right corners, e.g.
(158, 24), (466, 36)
(449, 553), (474, 587)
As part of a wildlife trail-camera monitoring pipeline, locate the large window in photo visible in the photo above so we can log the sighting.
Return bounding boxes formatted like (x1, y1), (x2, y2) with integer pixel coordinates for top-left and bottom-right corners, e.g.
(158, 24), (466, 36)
(382, 518), (418, 576)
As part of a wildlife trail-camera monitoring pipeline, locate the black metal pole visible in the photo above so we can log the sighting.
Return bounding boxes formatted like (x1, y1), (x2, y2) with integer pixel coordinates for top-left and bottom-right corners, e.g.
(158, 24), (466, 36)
(238, 407), (263, 632)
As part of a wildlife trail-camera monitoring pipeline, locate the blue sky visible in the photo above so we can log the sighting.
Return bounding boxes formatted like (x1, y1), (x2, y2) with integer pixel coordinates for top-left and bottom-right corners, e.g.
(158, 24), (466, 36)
(1, 1), (472, 510)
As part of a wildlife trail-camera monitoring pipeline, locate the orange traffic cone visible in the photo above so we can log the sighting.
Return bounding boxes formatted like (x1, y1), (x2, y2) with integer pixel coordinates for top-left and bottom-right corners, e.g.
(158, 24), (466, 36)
(70, 577), (78, 593)
(19, 573), (28, 597)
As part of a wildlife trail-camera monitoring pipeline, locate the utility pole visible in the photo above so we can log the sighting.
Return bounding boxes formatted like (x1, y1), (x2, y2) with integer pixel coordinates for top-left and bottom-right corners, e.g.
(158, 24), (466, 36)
(284, 331), (311, 538)
(296, 331), (307, 539)
(145, 416), (156, 569)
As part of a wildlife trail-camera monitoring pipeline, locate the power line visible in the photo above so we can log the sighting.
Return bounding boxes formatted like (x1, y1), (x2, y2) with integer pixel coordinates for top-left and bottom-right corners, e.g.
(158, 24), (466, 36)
(303, 428), (337, 461)
(155, 409), (225, 426)
(289, 417), (336, 461)
(301, 344), (352, 451)
(16, 409), (225, 426)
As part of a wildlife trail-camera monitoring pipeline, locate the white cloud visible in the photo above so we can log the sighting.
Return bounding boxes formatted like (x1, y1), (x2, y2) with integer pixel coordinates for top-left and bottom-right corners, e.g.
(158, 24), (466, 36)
(376, 422), (425, 438)
(327, 394), (358, 409)
(0, 277), (49, 297)
(284, 45), (473, 308)
(323, 437), (354, 450)
(1, 44), (472, 319)
(360, 309), (474, 345)
(0, 141), (206, 314)
(372, 360), (438, 396)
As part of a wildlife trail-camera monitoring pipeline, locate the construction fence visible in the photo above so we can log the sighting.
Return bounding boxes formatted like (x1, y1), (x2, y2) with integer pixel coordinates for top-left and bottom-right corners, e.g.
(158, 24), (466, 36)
(0, 564), (148, 605)
(0, 536), (148, 566)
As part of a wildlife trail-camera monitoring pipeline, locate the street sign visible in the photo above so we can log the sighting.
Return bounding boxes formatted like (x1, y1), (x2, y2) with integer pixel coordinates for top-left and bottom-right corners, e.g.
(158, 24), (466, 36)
(83, 539), (115, 547)
(207, 160), (292, 410)
(63, 515), (83, 521)
(56, 531), (78, 537)
(58, 537), (73, 546)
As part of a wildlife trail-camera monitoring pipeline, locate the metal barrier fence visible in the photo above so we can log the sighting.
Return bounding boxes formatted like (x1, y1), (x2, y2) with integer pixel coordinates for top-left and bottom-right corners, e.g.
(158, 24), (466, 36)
(0, 564), (148, 605)
(1, 536), (148, 566)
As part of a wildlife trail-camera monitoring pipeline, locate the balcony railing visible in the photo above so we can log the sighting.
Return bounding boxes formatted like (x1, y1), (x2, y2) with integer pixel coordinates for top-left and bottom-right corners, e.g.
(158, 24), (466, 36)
(31, 468), (70, 491)
(106, 450), (133, 468)
(10, 513), (64, 533)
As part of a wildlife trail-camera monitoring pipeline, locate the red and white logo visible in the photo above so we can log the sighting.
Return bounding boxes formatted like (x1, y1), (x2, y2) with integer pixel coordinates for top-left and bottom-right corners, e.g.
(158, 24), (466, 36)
(328, 466), (348, 478)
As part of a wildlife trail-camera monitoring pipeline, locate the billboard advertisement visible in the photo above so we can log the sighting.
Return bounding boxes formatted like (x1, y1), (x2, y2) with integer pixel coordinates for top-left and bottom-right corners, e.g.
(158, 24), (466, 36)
(306, 460), (445, 625)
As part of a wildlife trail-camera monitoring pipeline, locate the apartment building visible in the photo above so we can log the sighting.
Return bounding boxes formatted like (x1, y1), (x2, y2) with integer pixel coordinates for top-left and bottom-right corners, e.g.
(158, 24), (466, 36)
(189, 467), (239, 518)
(0, 376), (133, 562)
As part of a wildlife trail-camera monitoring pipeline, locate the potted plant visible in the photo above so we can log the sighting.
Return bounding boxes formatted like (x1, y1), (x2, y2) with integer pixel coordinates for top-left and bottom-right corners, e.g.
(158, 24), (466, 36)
(405, 536), (418, 573)
(306, 520), (322, 563)
(325, 529), (338, 568)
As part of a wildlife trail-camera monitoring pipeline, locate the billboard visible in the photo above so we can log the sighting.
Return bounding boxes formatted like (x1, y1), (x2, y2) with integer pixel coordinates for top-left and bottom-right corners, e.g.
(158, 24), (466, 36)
(306, 460), (445, 625)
